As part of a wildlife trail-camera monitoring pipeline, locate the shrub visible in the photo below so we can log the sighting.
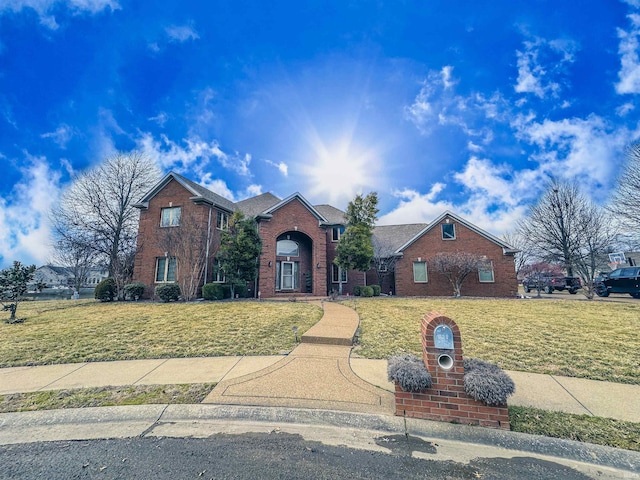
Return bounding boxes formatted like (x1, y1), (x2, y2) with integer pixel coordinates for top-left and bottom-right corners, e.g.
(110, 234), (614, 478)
(202, 283), (224, 300)
(353, 285), (363, 296)
(234, 282), (248, 298)
(361, 286), (374, 297)
(155, 283), (181, 302)
(222, 284), (232, 299)
(371, 285), (381, 296)
(123, 282), (145, 301)
(463, 358), (515, 406)
(94, 278), (117, 302)
(387, 353), (432, 392)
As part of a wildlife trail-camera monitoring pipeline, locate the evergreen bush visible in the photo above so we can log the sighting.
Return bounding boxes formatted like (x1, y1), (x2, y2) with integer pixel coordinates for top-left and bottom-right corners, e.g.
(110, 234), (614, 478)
(155, 283), (181, 302)
(94, 278), (117, 302)
(202, 283), (224, 300)
(123, 282), (145, 301)
(353, 285), (363, 296)
(371, 285), (381, 296)
(361, 286), (374, 297)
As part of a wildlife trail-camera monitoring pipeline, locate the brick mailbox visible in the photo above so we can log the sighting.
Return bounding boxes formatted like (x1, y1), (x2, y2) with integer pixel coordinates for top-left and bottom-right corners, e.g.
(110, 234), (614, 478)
(394, 311), (510, 430)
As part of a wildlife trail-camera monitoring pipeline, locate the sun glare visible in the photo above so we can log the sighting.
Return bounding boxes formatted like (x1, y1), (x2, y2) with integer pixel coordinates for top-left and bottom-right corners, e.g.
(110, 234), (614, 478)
(304, 138), (380, 206)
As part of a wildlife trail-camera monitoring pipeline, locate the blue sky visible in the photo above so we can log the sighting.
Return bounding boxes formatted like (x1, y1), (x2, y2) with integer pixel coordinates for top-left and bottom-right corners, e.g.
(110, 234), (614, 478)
(2, 0), (640, 268)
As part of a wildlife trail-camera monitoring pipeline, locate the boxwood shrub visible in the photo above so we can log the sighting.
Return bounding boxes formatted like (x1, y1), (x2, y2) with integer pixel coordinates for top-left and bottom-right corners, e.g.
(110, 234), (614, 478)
(155, 283), (181, 302)
(371, 285), (381, 296)
(123, 282), (145, 301)
(353, 285), (363, 296)
(202, 283), (225, 300)
(94, 278), (117, 302)
(361, 286), (374, 297)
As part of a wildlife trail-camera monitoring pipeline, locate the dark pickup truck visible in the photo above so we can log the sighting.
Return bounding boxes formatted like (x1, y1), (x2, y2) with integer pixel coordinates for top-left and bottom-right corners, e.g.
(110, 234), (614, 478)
(595, 267), (640, 298)
(522, 274), (582, 294)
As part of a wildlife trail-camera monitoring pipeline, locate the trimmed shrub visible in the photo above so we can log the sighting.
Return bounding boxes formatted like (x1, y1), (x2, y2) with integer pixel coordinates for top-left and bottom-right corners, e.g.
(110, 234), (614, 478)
(361, 286), (374, 297)
(155, 283), (181, 302)
(222, 284), (232, 299)
(371, 285), (381, 296)
(123, 282), (145, 301)
(463, 358), (515, 406)
(387, 353), (432, 392)
(94, 278), (117, 302)
(202, 283), (224, 300)
(353, 285), (363, 296)
(234, 282), (248, 298)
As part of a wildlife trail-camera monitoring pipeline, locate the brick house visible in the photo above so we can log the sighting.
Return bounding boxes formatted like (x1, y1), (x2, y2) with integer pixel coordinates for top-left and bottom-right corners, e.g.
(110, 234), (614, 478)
(132, 172), (518, 299)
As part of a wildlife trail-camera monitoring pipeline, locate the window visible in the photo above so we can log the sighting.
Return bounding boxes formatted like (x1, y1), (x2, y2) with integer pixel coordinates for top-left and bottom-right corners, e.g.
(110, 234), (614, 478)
(378, 260), (388, 272)
(413, 261), (427, 283)
(161, 207), (181, 227)
(155, 257), (177, 282)
(276, 239), (299, 256)
(478, 262), (495, 283)
(212, 258), (225, 283)
(331, 264), (347, 283)
(332, 226), (345, 242)
(216, 210), (229, 230)
(441, 223), (455, 240)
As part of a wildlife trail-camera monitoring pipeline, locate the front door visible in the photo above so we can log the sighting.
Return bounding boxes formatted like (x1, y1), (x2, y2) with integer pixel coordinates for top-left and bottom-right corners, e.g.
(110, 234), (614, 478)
(276, 261), (299, 291)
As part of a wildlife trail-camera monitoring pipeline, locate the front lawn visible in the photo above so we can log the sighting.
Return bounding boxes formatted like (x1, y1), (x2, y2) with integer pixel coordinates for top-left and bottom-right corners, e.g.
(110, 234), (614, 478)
(349, 297), (640, 385)
(0, 300), (322, 367)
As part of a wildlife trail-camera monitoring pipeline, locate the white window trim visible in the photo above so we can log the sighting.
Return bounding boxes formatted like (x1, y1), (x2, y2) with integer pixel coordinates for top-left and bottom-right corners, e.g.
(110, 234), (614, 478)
(331, 264), (347, 283)
(478, 262), (495, 283)
(441, 223), (456, 240)
(216, 211), (229, 231)
(332, 226), (344, 242)
(413, 261), (428, 283)
(155, 257), (176, 283)
(160, 206), (181, 228)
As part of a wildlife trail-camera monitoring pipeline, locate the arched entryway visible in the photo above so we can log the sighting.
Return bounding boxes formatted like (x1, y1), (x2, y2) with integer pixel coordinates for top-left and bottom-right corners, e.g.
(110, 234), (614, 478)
(274, 231), (313, 294)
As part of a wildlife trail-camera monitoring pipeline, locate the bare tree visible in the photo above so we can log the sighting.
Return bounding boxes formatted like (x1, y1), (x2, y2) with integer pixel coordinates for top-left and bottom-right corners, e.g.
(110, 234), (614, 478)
(572, 202), (618, 299)
(156, 212), (209, 301)
(432, 252), (485, 297)
(51, 151), (161, 298)
(517, 179), (583, 276)
(51, 237), (99, 293)
(501, 230), (536, 279)
(371, 236), (398, 287)
(608, 142), (640, 236)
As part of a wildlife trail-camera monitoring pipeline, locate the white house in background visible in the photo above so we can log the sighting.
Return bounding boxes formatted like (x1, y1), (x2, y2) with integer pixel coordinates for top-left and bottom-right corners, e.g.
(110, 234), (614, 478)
(32, 265), (73, 289)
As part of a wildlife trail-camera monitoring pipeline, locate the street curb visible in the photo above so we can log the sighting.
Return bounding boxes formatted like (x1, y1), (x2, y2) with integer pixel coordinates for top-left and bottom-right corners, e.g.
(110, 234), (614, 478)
(1, 404), (639, 475)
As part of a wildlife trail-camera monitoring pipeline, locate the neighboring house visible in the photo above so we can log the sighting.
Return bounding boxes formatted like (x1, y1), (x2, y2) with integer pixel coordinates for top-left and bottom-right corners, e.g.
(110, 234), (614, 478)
(85, 267), (109, 286)
(132, 172), (518, 299)
(31, 265), (73, 289)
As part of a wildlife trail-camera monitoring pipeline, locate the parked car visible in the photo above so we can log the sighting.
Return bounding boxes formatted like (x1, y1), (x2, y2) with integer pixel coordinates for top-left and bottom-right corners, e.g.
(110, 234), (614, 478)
(522, 274), (581, 294)
(595, 267), (640, 298)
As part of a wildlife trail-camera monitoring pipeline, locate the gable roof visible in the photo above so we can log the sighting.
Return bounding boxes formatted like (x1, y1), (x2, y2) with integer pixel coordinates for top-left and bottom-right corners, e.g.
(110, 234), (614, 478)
(236, 192), (281, 218)
(372, 224), (429, 255)
(395, 211), (518, 255)
(313, 204), (346, 225)
(134, 171), (237, 212)
(260, 192), (328, 222)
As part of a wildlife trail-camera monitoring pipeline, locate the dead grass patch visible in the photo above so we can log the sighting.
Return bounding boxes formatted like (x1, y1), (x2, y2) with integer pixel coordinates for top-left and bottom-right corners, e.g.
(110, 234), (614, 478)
(0, 384), (214, 413)
(0, 300), (322, 367)
(350, 297), (640, 384)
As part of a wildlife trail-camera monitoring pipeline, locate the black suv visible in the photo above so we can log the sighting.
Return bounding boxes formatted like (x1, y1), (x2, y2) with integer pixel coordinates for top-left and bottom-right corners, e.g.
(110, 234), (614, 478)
(595, 267), (640, 298)
(522, 274), (581, 294)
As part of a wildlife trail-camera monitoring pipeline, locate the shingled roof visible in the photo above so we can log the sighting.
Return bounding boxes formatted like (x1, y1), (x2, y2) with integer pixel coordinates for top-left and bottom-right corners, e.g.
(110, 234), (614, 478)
(372, 224), (429, 255)
(314, 204), (346, 225)
(236, 192), (281, 218)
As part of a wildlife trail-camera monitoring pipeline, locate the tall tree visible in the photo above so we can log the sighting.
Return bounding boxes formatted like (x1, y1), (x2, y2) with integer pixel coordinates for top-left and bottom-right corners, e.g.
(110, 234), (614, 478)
(335, 192), (379, 294)
(51, 151), (161, 298)
(0, 261), (36, 323)
(517, 179), (583, 276)
(608, 142), (640, 237)
(501, 230), (535, 279)
(51, 236), (99, 294)
(218, 211), (262, 298)
(432, 252), (485, 297)
(371, 235), (398, 289)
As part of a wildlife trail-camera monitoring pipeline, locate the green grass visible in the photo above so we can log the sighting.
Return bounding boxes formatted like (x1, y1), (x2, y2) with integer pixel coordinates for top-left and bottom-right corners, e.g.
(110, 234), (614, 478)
(349, 297), (640, 384)
(0, 299), (322, 367)
(0, 384), (215, 413)
(509, 406), (640, 452)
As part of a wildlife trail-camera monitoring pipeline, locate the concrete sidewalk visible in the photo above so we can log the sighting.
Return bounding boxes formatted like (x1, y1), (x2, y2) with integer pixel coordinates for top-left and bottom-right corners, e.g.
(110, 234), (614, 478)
(1, 301), (639, 423)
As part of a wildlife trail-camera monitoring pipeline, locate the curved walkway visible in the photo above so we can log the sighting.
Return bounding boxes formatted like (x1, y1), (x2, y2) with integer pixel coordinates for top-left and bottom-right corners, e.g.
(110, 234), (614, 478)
(1, 301), (639, 422)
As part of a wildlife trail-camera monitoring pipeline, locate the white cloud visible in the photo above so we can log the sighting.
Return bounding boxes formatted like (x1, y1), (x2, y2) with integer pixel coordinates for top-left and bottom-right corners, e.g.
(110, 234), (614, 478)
(616, 13), (640, 94)
(0, 0), (120, 29)
(441, 66), (455, 89)
(616, 102), (635, 116)
(165, 24), (199, 43)
(148, 112), (168, 127)
(266, 159), (288, 176)
(514, 37), (578, 98)
(41, 123), (74, 148)
(0, 154), (62, 267)
(198, 173), (234, 200)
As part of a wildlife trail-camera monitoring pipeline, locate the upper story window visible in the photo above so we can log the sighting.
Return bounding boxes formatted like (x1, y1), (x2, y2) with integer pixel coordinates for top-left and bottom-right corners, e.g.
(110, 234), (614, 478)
(276, 239), (299, 256)
(217, 211), (229, 230)
(332, 226), (345, 242)
(441, 223), (456, 240)
(161, 207), (181, 227)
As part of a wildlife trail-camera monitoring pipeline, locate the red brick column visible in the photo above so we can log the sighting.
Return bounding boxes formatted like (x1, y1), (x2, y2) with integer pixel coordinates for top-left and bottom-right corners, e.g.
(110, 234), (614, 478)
(394, 311), (510, 430)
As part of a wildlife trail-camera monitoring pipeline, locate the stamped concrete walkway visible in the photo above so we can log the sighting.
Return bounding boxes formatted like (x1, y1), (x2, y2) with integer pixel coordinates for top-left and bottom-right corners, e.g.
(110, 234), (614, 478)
(1, 301), (639, 423)
(203, 302), (395, 414)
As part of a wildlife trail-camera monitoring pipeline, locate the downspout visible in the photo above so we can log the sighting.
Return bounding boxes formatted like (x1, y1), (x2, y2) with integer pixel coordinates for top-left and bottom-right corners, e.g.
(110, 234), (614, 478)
(203, 206), (213, 285)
